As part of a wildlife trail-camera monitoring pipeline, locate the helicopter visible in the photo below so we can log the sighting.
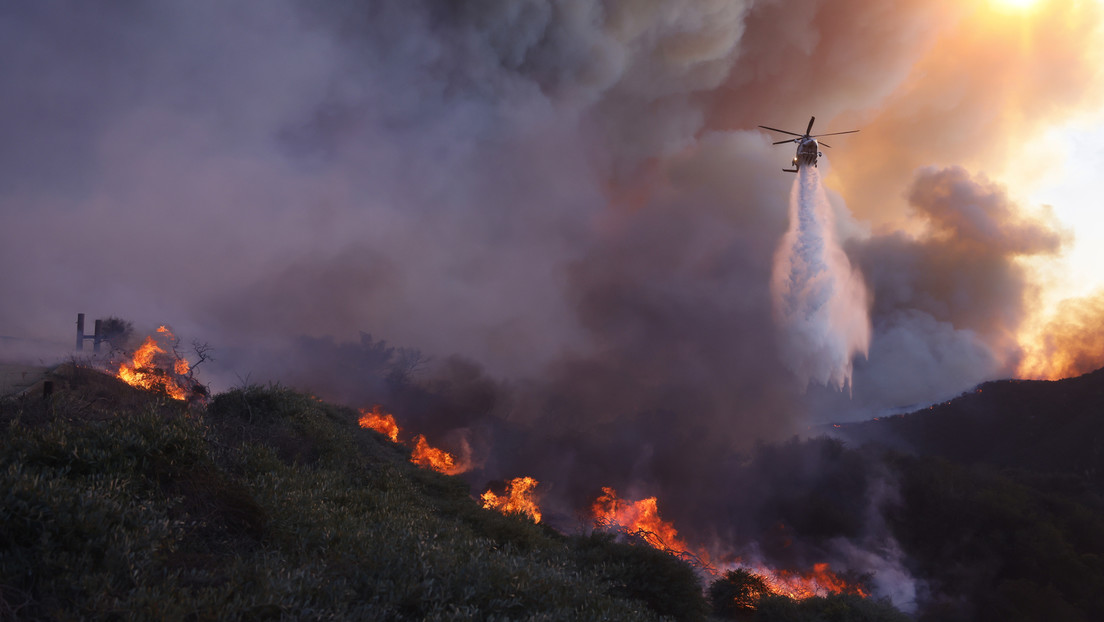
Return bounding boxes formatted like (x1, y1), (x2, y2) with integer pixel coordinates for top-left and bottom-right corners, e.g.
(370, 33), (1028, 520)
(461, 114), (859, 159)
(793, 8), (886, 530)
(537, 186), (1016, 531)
(758, 116), (859, 173)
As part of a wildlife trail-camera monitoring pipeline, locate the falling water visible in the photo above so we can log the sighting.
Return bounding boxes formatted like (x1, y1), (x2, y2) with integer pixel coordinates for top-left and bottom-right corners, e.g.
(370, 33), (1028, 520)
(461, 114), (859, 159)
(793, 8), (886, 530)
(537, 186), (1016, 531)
(771, 165), (871, 391)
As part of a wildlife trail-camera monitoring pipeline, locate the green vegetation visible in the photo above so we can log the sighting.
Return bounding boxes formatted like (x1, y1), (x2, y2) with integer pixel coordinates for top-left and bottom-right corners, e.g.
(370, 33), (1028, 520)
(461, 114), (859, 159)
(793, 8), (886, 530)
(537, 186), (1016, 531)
(706, 569), (907, 622)
(887, 454), (1104, 622)
(709, 569), (771, 619)
(0, 370), (691, 621)
(751, 594), (911, 622)
(0, 367), (920, 621)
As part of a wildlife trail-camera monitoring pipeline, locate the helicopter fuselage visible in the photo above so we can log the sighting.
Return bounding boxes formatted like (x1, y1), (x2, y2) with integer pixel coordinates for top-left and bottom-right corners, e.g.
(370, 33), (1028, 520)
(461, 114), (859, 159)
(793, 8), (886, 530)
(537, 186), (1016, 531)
(783, 138), (821, 173)
(793, 137), (820, 170)
(760, 116), (857, 174)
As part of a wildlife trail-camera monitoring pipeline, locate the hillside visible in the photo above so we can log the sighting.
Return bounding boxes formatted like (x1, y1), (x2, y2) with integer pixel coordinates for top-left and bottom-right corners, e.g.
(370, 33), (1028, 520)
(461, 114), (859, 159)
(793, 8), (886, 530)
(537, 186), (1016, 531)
(0, 365), (909, 621)
(827, 367), (1104, 621)
(835, 367), (1104, 488)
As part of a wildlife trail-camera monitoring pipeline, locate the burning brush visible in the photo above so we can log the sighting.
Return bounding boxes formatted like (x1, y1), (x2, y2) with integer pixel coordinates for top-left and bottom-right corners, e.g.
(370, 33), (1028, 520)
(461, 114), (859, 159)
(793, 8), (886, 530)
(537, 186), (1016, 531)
(748, 562), (868, 599)
(359, 407), (868, 602)
(590, 488), (867, 601)
(111, 325), (206, 401)
(357, 405), (472, 475)
(590, 486), (706, 566)
(358, 406), (544, 522)
(481, 476), (542, 523)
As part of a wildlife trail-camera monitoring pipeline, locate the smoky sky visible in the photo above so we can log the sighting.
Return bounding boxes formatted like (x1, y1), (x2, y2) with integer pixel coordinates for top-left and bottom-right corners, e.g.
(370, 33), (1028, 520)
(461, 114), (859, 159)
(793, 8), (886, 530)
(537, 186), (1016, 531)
(0, 0), (1095, 492)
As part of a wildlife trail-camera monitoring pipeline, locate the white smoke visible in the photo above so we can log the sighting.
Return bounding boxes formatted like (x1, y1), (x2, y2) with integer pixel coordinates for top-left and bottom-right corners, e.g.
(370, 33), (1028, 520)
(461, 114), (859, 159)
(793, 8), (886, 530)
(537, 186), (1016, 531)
(771, 165), (871, 391)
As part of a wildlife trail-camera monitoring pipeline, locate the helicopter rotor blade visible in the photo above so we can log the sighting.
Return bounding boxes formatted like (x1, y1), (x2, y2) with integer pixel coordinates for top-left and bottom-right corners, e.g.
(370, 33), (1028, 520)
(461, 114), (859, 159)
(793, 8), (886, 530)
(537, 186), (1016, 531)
(805, 116), (816, 135)
(819, 142), (832, 148)
(759, 125), (804, 138)
(811, 130), (860, 138)
(773, 139), (797, 145)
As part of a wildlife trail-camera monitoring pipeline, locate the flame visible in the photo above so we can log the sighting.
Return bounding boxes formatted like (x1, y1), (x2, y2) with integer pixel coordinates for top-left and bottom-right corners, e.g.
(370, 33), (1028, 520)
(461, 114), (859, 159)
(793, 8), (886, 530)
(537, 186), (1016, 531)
(115, 326), (191, 400)
(481, 477), (542, 523)
(358, 405), (400, 442)
(355, 405), (471, 475)
(741, 562), (868, 599)
(411, 434), (461, 474)
(591, 488), (867, 602)
(591, 487), (694, 557)
(173, 358), (190, 375)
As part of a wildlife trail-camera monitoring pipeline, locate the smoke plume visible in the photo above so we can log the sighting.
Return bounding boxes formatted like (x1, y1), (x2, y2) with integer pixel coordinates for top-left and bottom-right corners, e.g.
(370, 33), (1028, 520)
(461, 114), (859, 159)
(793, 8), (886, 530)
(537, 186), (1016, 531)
(1019, 290), (1104, 380)
(771, 166), (871, 391)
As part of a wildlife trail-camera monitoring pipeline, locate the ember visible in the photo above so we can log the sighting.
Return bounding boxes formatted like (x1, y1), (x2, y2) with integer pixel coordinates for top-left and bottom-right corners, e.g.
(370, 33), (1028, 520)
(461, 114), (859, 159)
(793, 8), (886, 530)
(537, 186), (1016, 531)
(481, 476), (542, 523)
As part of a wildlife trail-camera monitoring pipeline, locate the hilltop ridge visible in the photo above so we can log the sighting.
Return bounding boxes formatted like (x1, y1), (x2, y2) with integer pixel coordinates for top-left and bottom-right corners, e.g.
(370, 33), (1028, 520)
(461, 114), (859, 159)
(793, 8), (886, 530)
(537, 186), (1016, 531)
(835, 366), (1104, 486)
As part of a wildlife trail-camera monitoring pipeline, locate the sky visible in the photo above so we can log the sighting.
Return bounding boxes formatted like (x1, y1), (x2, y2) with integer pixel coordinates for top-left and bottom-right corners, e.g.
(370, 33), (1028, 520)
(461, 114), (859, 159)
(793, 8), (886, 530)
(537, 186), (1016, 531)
(3, 0), (1104, 423)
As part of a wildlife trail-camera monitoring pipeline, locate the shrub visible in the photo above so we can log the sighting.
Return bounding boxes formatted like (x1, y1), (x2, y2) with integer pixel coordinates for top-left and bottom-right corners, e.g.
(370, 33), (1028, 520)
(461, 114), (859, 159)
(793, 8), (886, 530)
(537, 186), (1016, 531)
(710, 568), (772, 619)
(573, 532), (709, 622)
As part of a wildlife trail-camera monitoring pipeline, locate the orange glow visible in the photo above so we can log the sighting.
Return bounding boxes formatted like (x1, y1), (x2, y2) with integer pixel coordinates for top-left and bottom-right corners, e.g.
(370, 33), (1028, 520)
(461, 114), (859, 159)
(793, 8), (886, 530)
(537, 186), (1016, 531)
(988, 0), (1040, 11)
(358, 405), (400, 442)
(173, 358), (190, 376)
(481, 476), (542, 523)
(742, 562), (869, 599)
(591, 487), (693, 556)
(1017, 292), (1104, 380)
(115, 326), (191, 400)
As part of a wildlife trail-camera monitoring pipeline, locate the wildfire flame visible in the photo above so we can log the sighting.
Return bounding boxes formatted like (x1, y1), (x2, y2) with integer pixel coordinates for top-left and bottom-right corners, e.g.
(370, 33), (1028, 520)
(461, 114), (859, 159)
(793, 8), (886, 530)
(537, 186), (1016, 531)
(356, 405), (470, 475)
(358, 405), (399, 442)
(115, 326), (192, 400)
(591, 488), (867, 601)
(481, 476), (542, 523)
(411, 434), (457, 472)
(358, 407), (868, 601)
(742, 562), (868, 599)
(590, 487), (694, 557)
